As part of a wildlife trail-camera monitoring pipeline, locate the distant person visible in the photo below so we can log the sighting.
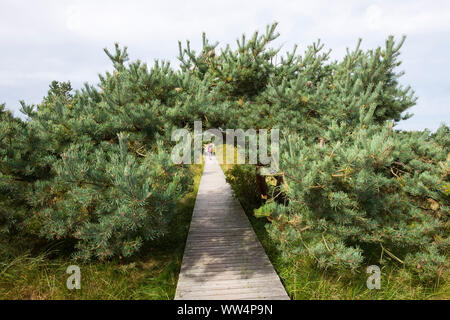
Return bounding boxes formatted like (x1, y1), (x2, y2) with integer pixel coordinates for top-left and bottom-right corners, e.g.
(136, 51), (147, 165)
(208, 143), (213, 160)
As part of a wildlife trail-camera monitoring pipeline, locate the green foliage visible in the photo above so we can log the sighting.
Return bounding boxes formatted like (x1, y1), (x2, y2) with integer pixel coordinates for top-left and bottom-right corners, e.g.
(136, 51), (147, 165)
(37, 134), (190, 261)
(189, 23), (447, 282)
(0, 162), (203, 299)
(225, 164), (262, 213)
(258, 120), (448, 279)
(1, 23), (448, 286)
(1, 44), (193, 261)
(0, 103), (38, 236)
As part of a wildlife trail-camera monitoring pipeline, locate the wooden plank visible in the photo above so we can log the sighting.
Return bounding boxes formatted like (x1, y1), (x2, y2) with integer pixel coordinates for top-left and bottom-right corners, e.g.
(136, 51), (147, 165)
(179, 252), (269, 261)
(177, 285), (287, 297)
(178, 273), (275, 282)
(178, 265), (278, 276)
(178, 290), (287, 300)
(174, 156), (289, 300)
(176, 277), (280, 288)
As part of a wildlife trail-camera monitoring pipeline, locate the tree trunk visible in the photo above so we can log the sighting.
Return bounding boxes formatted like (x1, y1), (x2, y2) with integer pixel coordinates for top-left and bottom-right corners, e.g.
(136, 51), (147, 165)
(255, 167), (268, 199)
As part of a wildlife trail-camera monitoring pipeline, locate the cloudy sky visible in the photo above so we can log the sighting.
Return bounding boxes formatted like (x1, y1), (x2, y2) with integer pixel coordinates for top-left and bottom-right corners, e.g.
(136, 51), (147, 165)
(1, 0), (449, 131)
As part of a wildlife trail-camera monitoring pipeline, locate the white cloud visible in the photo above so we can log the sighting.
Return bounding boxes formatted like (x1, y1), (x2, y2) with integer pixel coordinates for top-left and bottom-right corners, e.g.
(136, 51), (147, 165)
(0, 0), (449, 130)
(66, 4), (81, 32)
(365, 4), (383, 31)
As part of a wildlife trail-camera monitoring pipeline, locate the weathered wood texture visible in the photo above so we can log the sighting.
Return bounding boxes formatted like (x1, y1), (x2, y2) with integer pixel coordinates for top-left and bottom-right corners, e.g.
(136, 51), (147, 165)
(175, 156), (289, 300)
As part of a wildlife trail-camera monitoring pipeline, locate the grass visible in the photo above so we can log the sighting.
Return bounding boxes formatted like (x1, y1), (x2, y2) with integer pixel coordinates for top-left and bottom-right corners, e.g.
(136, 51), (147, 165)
(0, 162), (204, 300)
(218, 143), (449, 300)
(0, 250), (178, 299)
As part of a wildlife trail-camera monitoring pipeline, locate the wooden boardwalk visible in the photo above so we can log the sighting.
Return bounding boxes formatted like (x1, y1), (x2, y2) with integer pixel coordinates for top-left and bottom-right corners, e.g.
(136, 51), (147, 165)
(175, 156), (289, 300)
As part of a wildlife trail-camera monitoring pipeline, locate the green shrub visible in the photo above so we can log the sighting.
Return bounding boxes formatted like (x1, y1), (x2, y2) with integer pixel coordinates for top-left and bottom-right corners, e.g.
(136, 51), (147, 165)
(225, 164), (262, 213)
(258, 121), (448, 280)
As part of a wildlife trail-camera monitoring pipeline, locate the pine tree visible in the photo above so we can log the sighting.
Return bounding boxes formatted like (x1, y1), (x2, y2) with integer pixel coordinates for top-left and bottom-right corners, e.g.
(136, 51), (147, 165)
(175, 23), (448, 280)
(2, 45), (192, 260)
(0, 102), (45, 238)
(1, 24), (448, 278)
